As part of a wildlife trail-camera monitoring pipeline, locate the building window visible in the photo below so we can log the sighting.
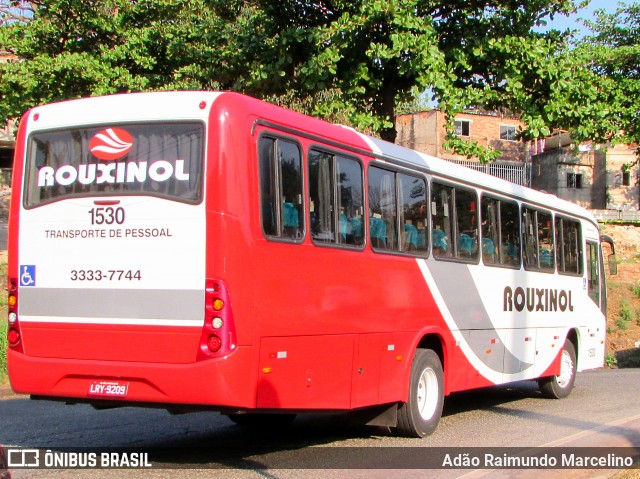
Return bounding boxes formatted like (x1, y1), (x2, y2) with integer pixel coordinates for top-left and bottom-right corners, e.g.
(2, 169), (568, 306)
(454, 120), (470, 137)
(622, 170), (631, 186)
(567, 172), (582, 189)
(500, 125), (517, 141)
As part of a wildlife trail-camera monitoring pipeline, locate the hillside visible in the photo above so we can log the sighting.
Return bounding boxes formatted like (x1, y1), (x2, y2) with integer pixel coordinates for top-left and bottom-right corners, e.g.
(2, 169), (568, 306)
(600, 224), (640, 367)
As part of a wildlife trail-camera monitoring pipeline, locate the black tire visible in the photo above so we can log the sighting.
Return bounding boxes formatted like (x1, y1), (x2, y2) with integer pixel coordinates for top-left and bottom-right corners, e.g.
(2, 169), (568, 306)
(225, 413), (296, 429)
(395, 349), (444, 438)
(538, 339), (576, 399)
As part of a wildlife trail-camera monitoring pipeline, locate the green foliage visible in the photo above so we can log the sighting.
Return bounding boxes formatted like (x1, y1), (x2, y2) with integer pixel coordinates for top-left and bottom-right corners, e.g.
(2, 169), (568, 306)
(604, 352), (618, 368)
(615, 316), (629, 331)
(566, 3), (640, 166)
(1, 0), (581, 160)
(620, 300), (632, 323)
(632, 282), (640, 299)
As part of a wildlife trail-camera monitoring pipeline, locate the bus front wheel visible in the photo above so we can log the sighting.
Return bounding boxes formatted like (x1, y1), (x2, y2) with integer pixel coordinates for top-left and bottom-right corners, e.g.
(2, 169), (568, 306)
(395, 348), (444, 438)
(538, 339), (576, 399)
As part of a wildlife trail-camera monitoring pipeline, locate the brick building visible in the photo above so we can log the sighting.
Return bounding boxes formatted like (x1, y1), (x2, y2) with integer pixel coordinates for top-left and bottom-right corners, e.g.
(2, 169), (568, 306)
(395, 110), (640, 214)
(396, 109), (529, 162)
(395, 109), (531, 185)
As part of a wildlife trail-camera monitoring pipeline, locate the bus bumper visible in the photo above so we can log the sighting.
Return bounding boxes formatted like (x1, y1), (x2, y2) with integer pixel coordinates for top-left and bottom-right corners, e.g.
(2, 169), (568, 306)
(7, 346), (255, 408)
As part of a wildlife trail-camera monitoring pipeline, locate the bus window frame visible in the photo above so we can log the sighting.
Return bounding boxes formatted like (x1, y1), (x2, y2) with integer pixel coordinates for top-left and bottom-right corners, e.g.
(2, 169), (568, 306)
(257, 132), (306, 244)
(367, 163), (429, 259)
(554, 214), (584, 277)
(479, 192), (522, 270)
(308, 145), (366, 252)
(430, 178), (480, 265)
(521, 204), (556, 273)
(23, 121), (206, 209)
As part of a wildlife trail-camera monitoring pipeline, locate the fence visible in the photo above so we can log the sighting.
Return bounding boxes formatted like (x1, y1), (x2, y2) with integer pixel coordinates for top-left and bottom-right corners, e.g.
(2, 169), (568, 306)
(447, 160), (531, 187)
(591, 209), (640, 223)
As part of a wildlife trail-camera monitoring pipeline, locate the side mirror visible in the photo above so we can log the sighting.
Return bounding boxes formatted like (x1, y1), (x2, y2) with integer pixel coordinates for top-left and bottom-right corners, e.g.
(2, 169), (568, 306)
(608, 253), (618, 276)
(600, 234), (617, 275)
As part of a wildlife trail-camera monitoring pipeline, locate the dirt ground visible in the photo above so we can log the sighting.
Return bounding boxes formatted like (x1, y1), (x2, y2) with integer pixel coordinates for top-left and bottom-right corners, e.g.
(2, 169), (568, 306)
(599, 224), (640, 362)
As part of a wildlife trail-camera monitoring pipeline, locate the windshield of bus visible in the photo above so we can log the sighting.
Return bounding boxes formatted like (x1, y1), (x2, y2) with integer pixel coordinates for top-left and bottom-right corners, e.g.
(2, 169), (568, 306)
(24, 122), (204, 208)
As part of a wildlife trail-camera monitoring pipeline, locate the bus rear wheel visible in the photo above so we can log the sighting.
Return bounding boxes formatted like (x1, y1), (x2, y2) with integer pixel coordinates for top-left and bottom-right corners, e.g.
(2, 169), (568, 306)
(395, 348), (444, 438)
(538, 339), (576, 399)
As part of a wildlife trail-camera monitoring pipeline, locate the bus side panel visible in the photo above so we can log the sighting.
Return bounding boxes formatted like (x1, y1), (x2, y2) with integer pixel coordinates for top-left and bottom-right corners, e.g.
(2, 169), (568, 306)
(350, 333), (382, 408)
(257, 335), (355, 409)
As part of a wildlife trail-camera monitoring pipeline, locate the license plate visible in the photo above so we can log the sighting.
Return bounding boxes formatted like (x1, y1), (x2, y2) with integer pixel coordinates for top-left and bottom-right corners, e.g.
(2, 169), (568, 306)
(88, 380), (129, 398)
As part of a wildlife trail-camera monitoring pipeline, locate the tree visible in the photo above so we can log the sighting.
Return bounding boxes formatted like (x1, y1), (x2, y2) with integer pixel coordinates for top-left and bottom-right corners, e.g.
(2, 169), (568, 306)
(2, 0), (593, 162)
(568, 2), (640, 151)
(0, 0), (253, 121)
(239, 0), (579, 154)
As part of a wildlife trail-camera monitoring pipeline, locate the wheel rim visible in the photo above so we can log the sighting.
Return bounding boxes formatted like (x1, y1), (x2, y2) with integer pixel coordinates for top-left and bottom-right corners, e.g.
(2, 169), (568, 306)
(416, 367), (439, 421)
(557, 349), (573, 388)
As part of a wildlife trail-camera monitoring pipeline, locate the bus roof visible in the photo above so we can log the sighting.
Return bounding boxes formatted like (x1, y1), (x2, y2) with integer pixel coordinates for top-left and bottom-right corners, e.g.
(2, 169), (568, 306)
(24, 90), (597, 225)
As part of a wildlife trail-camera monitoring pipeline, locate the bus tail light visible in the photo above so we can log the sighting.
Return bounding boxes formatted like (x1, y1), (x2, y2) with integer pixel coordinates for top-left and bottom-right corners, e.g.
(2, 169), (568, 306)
(7, 277), (24, 353)
(196, 279), (237, 361)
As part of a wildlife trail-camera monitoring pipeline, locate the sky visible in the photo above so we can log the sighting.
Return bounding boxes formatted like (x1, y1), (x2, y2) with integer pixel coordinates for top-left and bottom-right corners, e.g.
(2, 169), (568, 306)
(540, 0), (628, 35)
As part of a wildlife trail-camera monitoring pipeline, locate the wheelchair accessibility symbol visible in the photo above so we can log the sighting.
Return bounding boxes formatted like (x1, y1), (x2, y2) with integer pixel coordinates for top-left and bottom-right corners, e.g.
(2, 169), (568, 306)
(20, 265), (36, 287)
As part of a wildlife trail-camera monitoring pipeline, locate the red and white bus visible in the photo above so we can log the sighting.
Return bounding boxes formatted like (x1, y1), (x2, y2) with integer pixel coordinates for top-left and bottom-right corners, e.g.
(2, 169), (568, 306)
(6, 91), (615, 437)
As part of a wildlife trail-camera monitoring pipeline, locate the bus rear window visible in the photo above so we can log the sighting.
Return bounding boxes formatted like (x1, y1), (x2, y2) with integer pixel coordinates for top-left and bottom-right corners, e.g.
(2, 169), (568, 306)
(24, 123), (203, 208)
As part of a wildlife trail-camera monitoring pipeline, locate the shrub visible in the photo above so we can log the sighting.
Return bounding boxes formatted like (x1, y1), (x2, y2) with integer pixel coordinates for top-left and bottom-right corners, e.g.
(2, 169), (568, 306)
(620, 300), (632, 323)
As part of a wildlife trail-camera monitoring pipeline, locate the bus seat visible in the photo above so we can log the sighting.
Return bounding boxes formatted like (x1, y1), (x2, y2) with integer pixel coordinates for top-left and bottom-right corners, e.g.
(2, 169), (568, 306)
(370, 216), (386, 248)
(351, 217), (363, 240)
(432, 228), (448, 253)
(482, 237), (496, 260)
(403, 224), (418, 250)
(458, 233), (477, 257)
(283, 202), (299, 228)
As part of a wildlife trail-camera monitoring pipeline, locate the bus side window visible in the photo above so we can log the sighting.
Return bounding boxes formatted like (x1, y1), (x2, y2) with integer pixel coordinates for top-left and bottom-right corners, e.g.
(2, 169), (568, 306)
(587, 241), (600, 306)
(431, 181), (478, 261)
(259, 136), (304, 241)
(481, 196), (521, 267)
(556, 217), (582, 275)
(309, 150), (364, 247)
(431, 182), (452, 258)
(368, 167), (428, 256)
(368, 167), (397, 251)
(522, 206), (555, 272)
(399, 173), (428, 254)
